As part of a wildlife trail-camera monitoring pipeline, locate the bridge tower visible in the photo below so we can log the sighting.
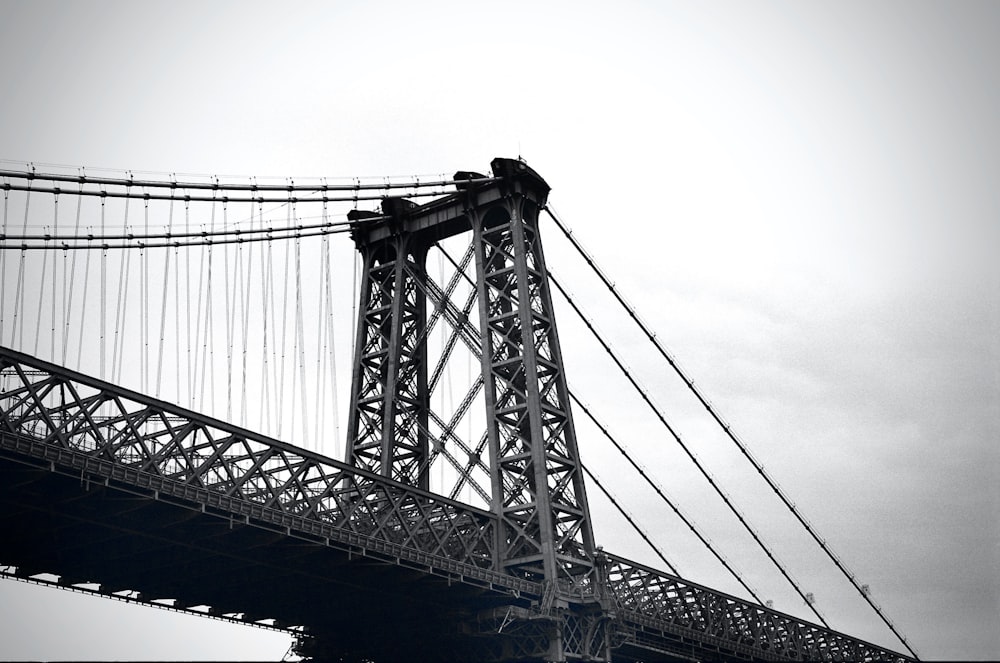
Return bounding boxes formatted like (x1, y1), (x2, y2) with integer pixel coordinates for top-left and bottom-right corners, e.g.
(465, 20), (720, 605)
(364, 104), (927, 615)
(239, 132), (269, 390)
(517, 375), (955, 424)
(345, 158), (610, 661)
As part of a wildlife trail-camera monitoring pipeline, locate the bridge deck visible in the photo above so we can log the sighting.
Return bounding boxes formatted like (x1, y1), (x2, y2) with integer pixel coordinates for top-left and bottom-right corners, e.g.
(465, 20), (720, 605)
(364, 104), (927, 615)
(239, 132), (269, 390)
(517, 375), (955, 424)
(0, 347), (910, 662)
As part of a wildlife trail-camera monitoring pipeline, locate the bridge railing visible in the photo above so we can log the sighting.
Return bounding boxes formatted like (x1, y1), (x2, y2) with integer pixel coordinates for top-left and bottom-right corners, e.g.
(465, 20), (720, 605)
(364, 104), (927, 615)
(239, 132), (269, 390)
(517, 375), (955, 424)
(604, 553), (910, 662)
(0, 346), (501, 576)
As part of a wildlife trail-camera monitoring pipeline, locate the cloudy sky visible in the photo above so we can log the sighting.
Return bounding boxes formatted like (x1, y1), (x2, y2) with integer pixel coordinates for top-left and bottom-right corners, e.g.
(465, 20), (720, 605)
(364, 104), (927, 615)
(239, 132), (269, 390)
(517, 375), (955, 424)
(0, 1), (997, 660)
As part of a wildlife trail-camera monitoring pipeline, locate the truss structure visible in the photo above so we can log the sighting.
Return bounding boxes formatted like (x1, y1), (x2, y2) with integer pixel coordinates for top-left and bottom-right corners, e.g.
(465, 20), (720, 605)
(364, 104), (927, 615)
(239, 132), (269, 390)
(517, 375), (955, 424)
(0, 157), (916, 662)
(0, 346), (503, 578)
(0, 345), (912, 661)
(346, 159), (597, 593)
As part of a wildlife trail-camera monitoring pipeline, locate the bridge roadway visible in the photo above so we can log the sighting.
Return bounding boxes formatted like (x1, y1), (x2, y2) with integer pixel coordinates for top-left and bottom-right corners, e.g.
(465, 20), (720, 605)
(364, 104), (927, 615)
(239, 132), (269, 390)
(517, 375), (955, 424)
(0, 346), (910, 662)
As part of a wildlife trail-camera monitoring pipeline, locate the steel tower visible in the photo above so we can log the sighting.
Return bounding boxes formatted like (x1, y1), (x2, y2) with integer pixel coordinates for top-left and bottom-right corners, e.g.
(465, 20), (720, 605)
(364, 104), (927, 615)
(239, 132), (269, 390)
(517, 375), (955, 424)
(345, 158), (609, 660)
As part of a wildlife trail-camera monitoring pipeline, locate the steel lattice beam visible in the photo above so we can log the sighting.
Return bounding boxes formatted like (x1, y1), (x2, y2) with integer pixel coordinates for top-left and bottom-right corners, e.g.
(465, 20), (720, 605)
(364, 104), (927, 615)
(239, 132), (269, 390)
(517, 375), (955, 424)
(0, 346), (912, 662)
(0, 346), (508, 584)
(604, 553), (909, 662)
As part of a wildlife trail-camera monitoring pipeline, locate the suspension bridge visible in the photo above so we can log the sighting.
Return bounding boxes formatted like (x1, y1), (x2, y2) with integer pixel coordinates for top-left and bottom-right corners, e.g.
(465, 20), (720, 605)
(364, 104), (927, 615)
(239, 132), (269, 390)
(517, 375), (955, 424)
(0, 158), (918, 661)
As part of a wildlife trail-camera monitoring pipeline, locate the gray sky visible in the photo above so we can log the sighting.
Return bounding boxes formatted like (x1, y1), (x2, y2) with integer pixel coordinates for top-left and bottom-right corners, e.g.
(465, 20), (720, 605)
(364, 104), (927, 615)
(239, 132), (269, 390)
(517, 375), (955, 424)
(0, 1), (997, 659)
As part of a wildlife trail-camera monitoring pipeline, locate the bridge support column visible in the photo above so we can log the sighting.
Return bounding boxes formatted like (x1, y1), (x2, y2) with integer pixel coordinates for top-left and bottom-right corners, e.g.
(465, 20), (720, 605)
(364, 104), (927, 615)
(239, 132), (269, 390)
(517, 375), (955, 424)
(345, 158), (612, 661)
(468, 162), (597, 588)
(345, 200), (431, 488)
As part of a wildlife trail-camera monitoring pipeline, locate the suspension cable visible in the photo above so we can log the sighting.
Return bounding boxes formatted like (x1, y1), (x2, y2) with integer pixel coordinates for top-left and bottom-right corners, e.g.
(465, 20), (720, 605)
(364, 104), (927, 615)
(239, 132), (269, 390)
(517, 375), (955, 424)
(12, 179), (32, 347)
(154, 197), (174, 395)
(0, 182), (457, 204)
(545, 204), (918, 658)
(572, 393), (762, 603)
(548, 271), (829, 627)
(582, 465), (679, 576)
(1, 213), (367, 245)
(63, 177), (85, 364)
(0, 182), (8, 340)
(0, 167), (497, 192)
(0, 225), (354, 250)
(437, 243), (772, 610)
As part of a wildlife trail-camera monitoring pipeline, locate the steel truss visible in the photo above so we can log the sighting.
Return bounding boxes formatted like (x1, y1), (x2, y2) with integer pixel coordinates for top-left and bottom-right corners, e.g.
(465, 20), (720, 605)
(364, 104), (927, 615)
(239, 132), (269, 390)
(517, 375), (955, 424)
(346, 219), (431, 489)
(0, 346), (512, 585)
(346, 160), (597, 592)
(0, 156), (916, 662)
(0, 344), (912, 662)
(605, 554), (909, 662)
(469, 195), (596, 586)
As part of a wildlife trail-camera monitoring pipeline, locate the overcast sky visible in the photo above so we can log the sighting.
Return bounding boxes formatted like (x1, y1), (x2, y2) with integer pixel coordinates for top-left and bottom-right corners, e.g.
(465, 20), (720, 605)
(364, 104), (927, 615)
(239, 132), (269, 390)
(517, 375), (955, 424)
(1, 1), (997, 660)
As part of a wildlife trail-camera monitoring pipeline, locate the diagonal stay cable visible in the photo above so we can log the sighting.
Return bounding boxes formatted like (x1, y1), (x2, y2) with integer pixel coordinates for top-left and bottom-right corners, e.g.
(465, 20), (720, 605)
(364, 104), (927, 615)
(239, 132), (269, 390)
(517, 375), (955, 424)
(548, 271), (830, 628)
(582, 465), (679, 576)
(545, 204), (918, 658)
(571, 392), (762, 604)
(436, 243), (765, 611)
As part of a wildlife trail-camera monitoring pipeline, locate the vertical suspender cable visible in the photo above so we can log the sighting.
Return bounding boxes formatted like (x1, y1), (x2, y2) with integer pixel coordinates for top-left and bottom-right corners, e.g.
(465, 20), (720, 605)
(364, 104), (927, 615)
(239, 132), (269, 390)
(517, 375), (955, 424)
(546, 205), (918, 658)
(74, 187), (91, 372)
(277, 203), (292, 438)
(294, 207), (309, 448)
(112, 195), (132, 385)
(46, 194), (58, 359)
(195, 194), (215, 412)
(192, 206), (210, 409)
(201, 206), (215, 415)
(12, 176), (31, 348)
(260, 207), (273, 435)
(0, 183), (8, 344)
(141, 193), (149, 393)
(174, 198), (182, 405)
(289, 235), (300, 447)
(324, 221), (340, 446)
(65, 176), (84, 366)
(100, 194), (106, 379)
(155, 195), (174, 396)
(33, 196), (51, 357)
(240, 198), (254, 427)
(315, 223), (327, 447)
(233, 203), (245, 424)
(267, 218), (280, 436)
(223, 202), (234, 421)
(50, 195), (57, 359)
(59, 193), (69, 362)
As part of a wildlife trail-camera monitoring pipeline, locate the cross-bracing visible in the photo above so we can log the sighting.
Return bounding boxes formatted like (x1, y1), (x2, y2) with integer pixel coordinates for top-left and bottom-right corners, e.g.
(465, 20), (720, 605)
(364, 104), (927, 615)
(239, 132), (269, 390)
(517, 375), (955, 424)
(0, 158), (916, 661)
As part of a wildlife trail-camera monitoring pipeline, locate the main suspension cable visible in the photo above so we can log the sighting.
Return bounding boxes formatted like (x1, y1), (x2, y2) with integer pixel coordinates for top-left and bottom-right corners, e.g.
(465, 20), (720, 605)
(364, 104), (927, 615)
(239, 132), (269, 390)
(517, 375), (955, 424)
(0, 167), (497, 192)
(571, 392), (762, 603)
(437, 242), (765, 609)
(549, 272), (826, 626)
(581, 465), (679, 576)
(545, 204), (918, 658)
(1, 225), (355, 250)
(0, 182), (452, 204)
(1, 211), (372, 246)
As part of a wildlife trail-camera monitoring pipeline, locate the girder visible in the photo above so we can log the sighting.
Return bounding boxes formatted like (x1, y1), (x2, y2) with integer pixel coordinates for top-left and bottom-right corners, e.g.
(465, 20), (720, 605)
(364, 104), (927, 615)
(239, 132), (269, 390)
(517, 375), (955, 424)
(0, 346), (511, 584)
(0, 345), (912, 662)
